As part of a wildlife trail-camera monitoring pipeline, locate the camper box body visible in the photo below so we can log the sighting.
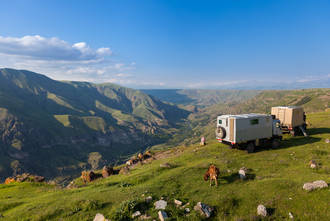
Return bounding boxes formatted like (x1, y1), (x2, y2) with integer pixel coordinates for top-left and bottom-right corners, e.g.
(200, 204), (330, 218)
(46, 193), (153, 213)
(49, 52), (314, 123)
(216, 114), (273, 144)
(271, 106), (304, 128)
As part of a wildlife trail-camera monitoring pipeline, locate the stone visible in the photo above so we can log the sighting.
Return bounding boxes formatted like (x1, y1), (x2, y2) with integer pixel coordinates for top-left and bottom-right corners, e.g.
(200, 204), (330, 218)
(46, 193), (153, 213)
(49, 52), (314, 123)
(303, 180), (328, 191)
(257, 204), (267, 217)
(158, 210), (168, 221)
(182, 202), (190, 208)
(310, 163), (317, 169)
(325, 138), (329, 143)
(160, 163), (171, 168)
(132, 211), (141, 218)
(289, 212), (294, 219)
(93, 213), (108, 221)
(145, 196), (153, 203)
(185, 208), (190, 213)
(33, 175), (45, 182)
(238, 167), (247, 180)
(174, 199), (183, 206)
(194, 202), (213, 218)
(102, 166), (113, 178)
(154, 200), (167, 210)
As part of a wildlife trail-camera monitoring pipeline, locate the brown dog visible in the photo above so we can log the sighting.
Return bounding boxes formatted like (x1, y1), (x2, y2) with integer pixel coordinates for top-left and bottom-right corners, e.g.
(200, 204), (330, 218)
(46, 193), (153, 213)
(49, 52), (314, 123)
(204, 164), (220, 186)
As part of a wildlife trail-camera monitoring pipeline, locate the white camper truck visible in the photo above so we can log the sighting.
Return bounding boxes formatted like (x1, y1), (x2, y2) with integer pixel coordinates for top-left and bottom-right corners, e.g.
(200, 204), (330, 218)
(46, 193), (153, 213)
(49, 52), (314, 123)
(215, 114), (282, 153)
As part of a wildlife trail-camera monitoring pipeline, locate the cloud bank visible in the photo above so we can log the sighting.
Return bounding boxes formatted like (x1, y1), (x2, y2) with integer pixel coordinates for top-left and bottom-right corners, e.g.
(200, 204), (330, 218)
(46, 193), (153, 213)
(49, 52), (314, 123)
(0, 35), (111, 61)
(0, 35), (139, 84)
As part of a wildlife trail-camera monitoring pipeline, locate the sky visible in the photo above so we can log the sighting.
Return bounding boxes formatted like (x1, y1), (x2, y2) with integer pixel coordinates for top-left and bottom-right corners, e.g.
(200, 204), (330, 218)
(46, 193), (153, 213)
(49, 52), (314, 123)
(0, 0), (329, 89)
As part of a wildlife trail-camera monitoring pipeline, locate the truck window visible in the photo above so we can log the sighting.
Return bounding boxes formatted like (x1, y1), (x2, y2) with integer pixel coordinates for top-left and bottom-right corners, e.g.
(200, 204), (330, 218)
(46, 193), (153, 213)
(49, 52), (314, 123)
(218, 120), (222, 124)
(250, 119), (259, 125)
(226, 118), (228, 126)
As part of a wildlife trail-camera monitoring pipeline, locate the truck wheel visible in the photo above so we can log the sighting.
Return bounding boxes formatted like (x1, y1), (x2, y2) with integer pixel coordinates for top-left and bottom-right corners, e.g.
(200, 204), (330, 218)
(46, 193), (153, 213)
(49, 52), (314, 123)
(272, 138), (280, 149)
(246, 142), (255, 153)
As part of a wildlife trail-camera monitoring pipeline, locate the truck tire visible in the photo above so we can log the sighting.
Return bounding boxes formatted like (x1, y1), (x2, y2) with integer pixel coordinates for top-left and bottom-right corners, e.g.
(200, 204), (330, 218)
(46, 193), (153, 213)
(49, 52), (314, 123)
(215, 127), (226, 139)
(246, 142), (255, 153)
(271, 138), (280, 149)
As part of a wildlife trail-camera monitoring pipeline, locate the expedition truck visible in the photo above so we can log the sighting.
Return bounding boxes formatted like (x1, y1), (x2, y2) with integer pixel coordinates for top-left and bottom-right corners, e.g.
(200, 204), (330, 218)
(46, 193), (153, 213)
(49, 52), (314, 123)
(215, 114), (282, 153)
(271, 106), (307, 137)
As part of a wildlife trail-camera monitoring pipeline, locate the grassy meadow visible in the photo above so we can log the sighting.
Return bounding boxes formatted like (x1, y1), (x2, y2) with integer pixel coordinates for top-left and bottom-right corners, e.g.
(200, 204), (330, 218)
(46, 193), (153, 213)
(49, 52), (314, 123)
(0, 110), (329, 220)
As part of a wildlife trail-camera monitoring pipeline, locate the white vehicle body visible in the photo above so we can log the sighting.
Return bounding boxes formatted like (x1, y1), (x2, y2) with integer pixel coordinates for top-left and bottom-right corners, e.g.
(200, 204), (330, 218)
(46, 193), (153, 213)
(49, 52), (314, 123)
(216, 114), (282, 152)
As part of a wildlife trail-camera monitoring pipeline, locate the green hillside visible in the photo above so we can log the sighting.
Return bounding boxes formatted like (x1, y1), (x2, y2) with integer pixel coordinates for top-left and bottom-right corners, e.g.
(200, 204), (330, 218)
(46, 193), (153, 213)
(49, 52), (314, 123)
(162, 88), (330, 147)
(0, 111), (329, 220)
(0, 68), (189, 183)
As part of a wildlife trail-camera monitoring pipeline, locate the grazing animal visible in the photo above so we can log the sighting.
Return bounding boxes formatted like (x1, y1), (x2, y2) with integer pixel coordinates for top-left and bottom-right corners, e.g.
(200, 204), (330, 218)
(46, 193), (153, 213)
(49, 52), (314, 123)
(81, 171), (96, 183)
(138, 153), (143, 161)
(102, 166), (114, 178)
(204, 164), (220, 186)
(126, 159), (133, 166)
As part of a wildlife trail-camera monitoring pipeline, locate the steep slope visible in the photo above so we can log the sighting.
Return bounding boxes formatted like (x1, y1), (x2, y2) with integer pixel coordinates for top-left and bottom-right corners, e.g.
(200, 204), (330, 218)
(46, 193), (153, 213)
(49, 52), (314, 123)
(0, 68), (188, 182)
(0, 111), (328, 220)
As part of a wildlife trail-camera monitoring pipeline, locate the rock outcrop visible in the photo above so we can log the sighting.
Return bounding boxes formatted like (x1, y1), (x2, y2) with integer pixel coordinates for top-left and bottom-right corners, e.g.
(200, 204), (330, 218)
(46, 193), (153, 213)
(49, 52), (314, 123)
(303, 180), (328, 191)
(194, 202), (213, 218)
(154, 200), (167, 210)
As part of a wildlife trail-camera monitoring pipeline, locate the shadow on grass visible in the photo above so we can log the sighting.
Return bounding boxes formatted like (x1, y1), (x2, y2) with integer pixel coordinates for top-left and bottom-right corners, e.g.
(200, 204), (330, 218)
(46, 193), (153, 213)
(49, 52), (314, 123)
(307, 128), (330, 135)
(280, 136), (321, 148)
(221, 172), (255, 184)
(253, 136), (321, 153)
(267, 207), (276, 216)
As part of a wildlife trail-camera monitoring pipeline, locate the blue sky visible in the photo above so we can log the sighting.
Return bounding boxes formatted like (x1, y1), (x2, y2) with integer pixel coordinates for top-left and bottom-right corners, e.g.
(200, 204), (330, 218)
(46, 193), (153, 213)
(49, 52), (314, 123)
(0, 0), (329, 89)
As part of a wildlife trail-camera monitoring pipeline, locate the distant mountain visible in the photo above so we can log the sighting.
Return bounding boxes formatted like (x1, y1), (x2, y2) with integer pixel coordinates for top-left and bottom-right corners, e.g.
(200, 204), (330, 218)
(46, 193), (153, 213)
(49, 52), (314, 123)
(142, 89), (259, 107)
(0, 68), (188, 182)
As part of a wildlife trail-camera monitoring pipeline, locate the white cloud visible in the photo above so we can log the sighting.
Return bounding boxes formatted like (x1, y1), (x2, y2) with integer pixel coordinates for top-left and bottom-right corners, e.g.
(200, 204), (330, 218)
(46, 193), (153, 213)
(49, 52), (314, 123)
(0, 35), (111, 61)
(0, 35), (144, 84)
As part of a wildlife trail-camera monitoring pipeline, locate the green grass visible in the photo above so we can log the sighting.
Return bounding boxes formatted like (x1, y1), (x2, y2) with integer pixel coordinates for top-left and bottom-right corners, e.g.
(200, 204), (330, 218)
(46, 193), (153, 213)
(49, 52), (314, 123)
(0, 111), (329, 220)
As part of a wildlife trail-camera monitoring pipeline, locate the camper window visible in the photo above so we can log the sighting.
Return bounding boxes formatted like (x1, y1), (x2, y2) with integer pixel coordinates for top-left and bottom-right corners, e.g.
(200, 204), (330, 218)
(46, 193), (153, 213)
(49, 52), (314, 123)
(218, 120), (222, 124)
(250, 119), (259, 125)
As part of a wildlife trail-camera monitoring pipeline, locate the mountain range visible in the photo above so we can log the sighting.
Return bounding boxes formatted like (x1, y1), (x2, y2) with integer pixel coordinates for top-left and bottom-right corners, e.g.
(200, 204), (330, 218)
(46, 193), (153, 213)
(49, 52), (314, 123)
(0, 68), (188, 182)
(0, 68), (329, 183)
